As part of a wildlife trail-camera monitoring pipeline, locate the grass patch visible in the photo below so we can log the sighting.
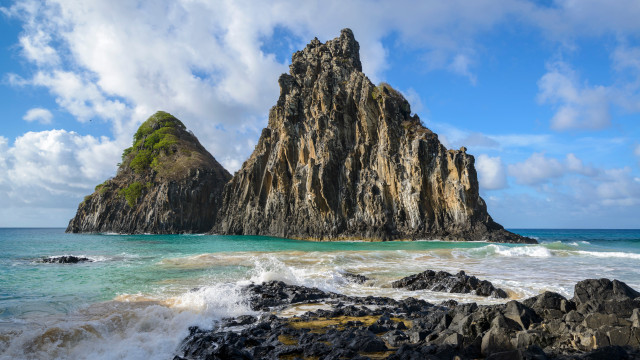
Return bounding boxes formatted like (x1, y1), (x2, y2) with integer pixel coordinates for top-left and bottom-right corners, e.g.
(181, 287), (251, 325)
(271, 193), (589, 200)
(287, 315), (411, 334)
(359, 351), (397, 359)
(118, 182), (144, 207)
(277, 335), (298, 346)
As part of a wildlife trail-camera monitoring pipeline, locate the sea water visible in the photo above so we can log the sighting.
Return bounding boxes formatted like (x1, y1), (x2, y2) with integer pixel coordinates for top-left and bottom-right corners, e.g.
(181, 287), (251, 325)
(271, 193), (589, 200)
(1, 228), (639, 359)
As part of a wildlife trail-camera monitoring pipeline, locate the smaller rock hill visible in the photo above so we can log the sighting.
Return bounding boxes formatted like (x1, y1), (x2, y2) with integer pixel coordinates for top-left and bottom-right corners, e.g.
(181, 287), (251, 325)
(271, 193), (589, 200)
(66, 111), (231, 234)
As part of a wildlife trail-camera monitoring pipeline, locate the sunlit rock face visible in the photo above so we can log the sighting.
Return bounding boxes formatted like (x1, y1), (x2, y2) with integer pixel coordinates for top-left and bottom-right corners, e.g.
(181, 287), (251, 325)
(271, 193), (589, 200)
(214, 29), (534, 244)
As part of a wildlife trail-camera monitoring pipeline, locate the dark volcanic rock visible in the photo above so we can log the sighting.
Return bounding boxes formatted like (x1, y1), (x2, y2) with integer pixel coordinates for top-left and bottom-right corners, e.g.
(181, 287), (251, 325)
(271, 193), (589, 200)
(67, 111), (231, 234)
(392, 269), (508, 298)
(573, 278), (640, 317)
(39, 255), (93, 264)
(175, 277), (640, 360)
(213, 28), (535, 244)
(342, 272), (369, 284)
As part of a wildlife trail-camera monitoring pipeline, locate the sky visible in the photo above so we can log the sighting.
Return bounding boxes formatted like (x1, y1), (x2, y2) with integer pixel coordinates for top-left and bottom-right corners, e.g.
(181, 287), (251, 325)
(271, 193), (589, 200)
(0, 0), (639, 229)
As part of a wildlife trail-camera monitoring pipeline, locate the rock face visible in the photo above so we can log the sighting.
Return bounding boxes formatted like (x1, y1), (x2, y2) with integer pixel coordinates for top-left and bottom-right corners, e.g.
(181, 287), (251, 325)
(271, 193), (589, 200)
(392, 270), (508, 298)
(214, 29), (533, 243)
(67, 111), (231, 234)
(175, 278), (640, 360)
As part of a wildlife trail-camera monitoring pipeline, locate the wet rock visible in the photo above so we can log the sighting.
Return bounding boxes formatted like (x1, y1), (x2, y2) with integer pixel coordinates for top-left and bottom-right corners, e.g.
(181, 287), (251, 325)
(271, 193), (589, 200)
(392, 269), (508, 298)
(342, 272), (369, 284)
(40, 255), (93, 264)
(175, 278), (640, 360)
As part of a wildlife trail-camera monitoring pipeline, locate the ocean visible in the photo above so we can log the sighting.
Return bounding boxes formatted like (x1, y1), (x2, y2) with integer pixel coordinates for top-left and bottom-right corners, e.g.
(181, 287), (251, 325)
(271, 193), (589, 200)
(1, 228), (639, 359)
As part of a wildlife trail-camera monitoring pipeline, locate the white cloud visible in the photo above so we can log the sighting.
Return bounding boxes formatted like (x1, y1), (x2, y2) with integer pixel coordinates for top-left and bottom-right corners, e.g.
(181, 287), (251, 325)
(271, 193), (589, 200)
(22, 108), (53, 124)
(448, 53), (477, 85)
(537, 62), (611, 130)
(635, 144), (640, 157)
(3, 130), (120, 206)
(595, 168), (640, 207)
(508, 153), (565, 185)
(476, 154), (507, 190)
(508, 152), (596, 185)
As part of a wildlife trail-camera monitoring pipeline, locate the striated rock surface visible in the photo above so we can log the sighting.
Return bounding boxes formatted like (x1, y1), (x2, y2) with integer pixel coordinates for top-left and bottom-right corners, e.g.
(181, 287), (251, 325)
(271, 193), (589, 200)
(214, 29), (533, 243)
(392, 270), (508, 298)
(67, 111), (231, 234)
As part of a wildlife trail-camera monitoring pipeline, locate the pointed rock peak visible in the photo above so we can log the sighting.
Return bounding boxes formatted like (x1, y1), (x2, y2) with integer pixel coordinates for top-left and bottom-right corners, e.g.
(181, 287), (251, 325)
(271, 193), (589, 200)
(289, 28), (362, 83)
(67, 110), (231, 234)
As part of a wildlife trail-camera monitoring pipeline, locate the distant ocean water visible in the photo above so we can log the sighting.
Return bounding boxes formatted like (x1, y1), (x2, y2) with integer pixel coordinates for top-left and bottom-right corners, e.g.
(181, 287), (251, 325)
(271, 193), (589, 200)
(1, 228), (639, 359)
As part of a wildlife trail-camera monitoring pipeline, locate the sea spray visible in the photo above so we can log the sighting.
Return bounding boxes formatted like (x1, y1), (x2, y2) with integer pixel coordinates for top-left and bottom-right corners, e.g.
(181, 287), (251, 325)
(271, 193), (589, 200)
(0, 283), (254, 360)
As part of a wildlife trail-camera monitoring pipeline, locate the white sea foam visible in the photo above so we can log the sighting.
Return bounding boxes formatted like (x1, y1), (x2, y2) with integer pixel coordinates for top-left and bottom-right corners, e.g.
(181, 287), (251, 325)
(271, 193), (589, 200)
(471, 244), (553, 258)
(0, 283), (254, 360)
(575, 250), (640, 260)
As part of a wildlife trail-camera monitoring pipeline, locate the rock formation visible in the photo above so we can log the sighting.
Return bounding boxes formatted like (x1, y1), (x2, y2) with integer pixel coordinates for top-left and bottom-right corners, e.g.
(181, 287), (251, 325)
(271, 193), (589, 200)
(214, 29), (533, 243)
(66, 111), (231, 234)
(39, 255), (93, 264)
(392, 270), (508, 298)
(175, 278), (640, 359)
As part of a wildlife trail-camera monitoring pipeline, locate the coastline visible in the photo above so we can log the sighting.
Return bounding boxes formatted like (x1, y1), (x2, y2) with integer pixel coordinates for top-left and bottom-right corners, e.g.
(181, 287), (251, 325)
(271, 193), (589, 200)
(1, 229), (639, 359)
(175, 278), (640, 359)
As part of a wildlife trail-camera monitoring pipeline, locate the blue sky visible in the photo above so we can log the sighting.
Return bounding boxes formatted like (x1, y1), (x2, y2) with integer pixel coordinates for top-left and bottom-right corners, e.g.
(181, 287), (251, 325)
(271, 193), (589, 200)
(0, 0), (639, 228)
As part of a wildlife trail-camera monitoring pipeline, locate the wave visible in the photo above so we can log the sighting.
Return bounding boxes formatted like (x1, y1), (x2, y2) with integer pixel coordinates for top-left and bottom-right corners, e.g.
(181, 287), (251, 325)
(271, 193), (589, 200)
(467, 244), (554, 258)
(575, 250), (640, 260)
(0, 283), (254, 360)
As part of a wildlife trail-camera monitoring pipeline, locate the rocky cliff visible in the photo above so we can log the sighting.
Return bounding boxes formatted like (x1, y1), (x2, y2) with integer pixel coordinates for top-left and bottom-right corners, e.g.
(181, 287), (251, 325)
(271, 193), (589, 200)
(214, 29), (533, 243)
(66, 111), (231, 234)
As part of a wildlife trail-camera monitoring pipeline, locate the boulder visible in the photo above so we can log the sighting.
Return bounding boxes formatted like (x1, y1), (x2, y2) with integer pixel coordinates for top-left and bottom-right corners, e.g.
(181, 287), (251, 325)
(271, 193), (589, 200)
(392, 269), (508, 298)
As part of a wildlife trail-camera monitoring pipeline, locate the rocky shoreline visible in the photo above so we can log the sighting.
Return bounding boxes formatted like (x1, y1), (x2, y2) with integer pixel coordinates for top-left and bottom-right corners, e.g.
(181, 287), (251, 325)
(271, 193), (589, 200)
(174, 276), (640, 360)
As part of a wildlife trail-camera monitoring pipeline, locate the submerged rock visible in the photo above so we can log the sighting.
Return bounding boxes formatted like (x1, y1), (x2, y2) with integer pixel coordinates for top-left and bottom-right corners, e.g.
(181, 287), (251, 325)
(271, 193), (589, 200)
(67, 111), (231, 234)
(39, 255), (93, 264)
(214, 28), (534, 244)
(392, 269), (508, 298)
(174, 277), (640, 360)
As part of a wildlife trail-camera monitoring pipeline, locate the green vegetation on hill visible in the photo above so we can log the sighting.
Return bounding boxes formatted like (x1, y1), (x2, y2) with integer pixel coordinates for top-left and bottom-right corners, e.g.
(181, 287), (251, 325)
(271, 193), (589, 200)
(118, 182), (144, 207)
(121, 111), (186, 174)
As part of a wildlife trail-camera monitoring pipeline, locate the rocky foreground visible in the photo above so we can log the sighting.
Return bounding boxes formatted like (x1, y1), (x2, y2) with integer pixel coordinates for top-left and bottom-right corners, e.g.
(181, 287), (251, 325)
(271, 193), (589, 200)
(175, 277), (640, 360)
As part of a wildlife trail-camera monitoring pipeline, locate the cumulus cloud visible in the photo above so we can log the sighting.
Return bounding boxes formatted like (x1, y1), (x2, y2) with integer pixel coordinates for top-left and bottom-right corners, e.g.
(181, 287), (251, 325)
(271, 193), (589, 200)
(2, 130), (120, 207)
(508, 152), (596, 185)
(476, 154), (507, 190)
(22, 107), (53, 124)
(537, 62), (611, 130)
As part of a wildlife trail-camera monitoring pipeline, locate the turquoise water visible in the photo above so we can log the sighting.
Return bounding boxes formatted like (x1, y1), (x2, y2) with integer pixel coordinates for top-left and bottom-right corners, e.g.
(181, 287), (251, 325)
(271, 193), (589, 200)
(1, 228), (639, 359)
